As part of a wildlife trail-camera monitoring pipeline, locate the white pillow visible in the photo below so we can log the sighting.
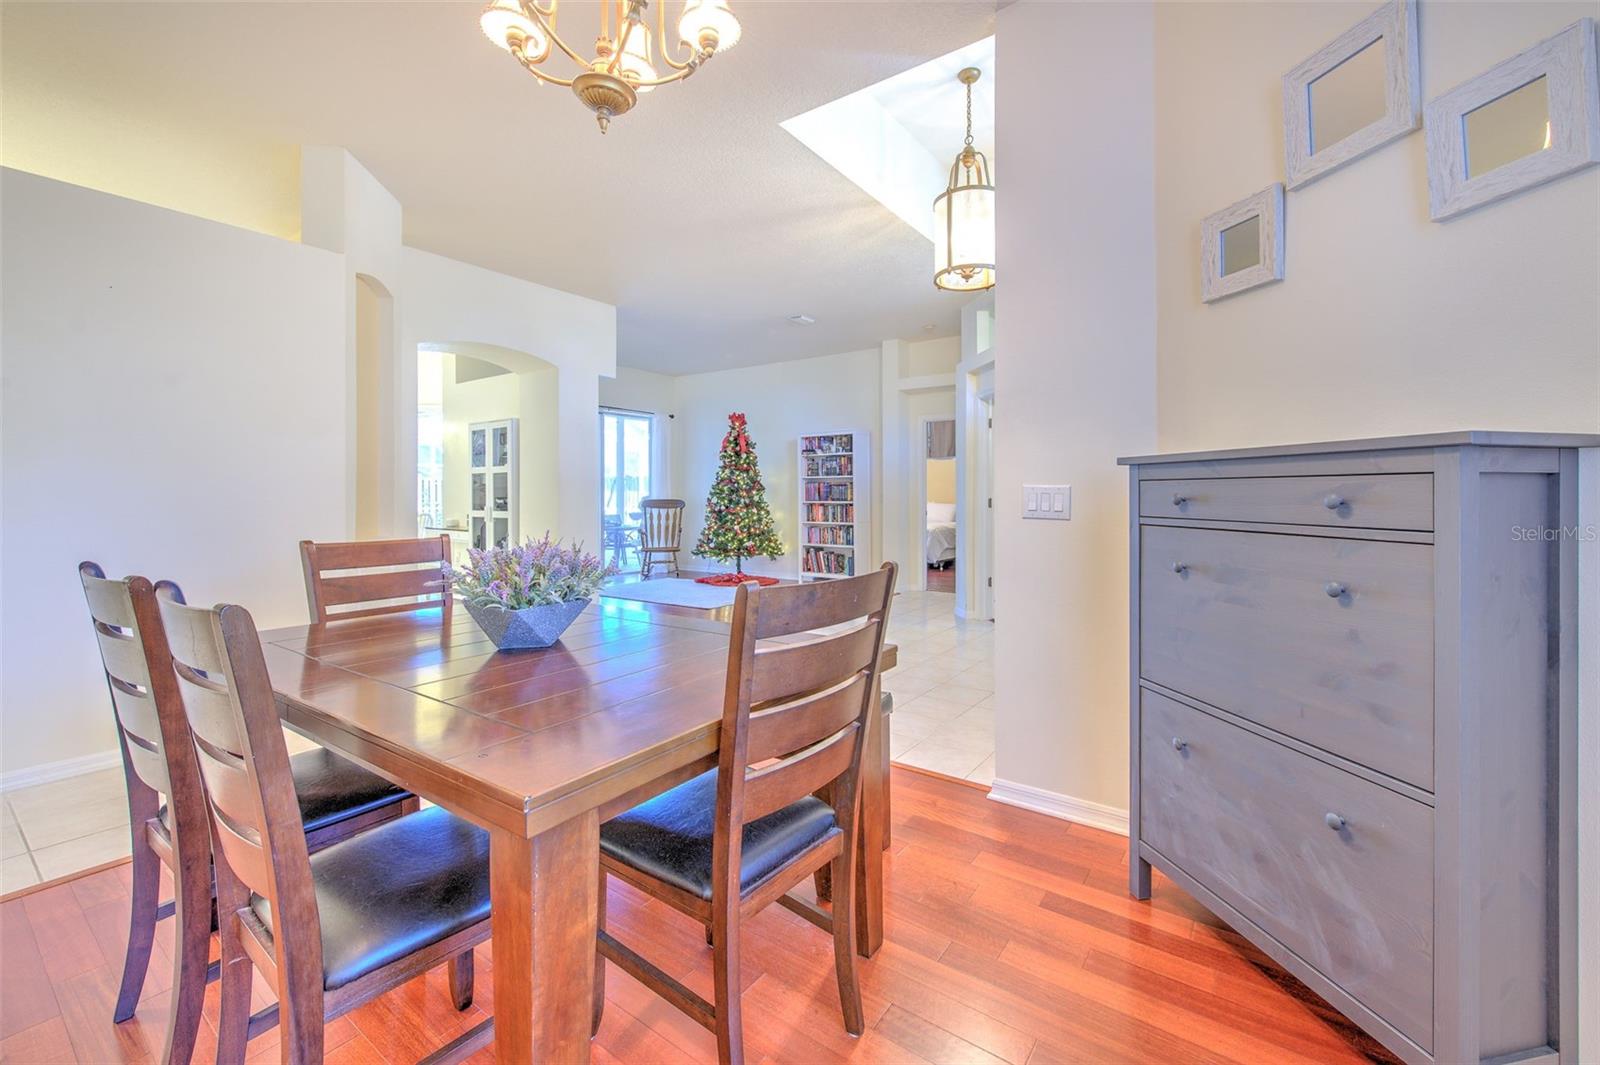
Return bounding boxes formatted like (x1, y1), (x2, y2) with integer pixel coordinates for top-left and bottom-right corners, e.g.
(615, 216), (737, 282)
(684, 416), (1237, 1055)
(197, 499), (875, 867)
(927, 502), (956, 524)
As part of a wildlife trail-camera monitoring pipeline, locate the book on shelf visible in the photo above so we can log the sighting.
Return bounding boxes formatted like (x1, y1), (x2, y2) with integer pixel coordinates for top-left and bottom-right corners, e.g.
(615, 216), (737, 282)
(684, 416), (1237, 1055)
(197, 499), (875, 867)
(803, 525), (854, 546)
(800, 434), (853, 455)
(804, 454), (854, 477)
(804, 502), (854, 523)
(802, 546), (855, 576)
(803, 481), (853, 502)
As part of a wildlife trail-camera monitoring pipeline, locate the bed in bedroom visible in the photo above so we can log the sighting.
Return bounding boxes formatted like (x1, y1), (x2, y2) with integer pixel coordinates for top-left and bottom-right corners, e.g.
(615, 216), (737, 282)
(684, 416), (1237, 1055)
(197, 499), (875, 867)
(925, 502), (957, 567)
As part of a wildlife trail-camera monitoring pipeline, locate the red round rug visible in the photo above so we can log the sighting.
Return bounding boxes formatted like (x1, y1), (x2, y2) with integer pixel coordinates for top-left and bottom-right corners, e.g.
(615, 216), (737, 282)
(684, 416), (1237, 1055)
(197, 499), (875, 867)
(694, 573), (780, 587)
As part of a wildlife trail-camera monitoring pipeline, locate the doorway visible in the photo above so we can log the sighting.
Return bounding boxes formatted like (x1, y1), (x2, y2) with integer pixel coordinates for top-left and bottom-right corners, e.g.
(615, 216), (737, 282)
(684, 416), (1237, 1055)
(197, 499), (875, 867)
(922, 417), (958, 593)
(600, 408), (653, 572)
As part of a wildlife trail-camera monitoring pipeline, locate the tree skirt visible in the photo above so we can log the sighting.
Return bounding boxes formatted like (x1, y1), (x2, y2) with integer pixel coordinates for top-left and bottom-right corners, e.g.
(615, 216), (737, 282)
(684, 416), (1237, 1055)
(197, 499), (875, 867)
(694, 573), (780, 587)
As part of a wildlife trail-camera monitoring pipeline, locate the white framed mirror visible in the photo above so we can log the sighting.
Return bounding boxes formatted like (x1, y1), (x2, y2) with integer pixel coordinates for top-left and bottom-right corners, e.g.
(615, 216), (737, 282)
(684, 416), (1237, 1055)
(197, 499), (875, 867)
(1201, 185), (1284, 303)
(1283, 0), (1420, 189)
(1425, 19), (1600, 221)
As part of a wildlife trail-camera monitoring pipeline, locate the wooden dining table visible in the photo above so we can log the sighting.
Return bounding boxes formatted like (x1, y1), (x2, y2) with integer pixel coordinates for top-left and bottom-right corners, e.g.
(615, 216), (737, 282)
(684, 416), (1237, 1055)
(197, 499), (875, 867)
(257, 594), (895, 1063)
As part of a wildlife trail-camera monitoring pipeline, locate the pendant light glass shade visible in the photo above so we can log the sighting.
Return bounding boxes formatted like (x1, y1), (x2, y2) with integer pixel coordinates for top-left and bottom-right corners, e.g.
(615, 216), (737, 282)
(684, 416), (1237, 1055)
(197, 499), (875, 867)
(679, 0), (742, 53)
(617, 21), (658, 92)
(481, 0), (549, 58)
(933, 175), (996, 292)
(933, 68), (995, 292)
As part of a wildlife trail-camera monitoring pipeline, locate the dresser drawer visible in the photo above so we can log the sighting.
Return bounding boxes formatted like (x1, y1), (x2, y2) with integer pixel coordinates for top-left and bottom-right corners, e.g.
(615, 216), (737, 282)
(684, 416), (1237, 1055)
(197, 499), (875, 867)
(1140, 524), (1434, 788)
(1140, 474), (1433, 531)
(1139, 689), (1433, 1051)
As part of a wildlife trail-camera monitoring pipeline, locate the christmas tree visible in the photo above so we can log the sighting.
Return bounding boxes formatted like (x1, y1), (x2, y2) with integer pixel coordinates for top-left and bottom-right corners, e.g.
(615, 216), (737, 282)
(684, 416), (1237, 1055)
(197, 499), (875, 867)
(693, 412), (785, 578)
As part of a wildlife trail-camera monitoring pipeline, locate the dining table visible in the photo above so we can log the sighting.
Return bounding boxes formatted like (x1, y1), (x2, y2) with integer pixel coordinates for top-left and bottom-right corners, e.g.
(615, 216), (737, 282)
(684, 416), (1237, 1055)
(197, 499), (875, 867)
(257, 593), (895, 1063)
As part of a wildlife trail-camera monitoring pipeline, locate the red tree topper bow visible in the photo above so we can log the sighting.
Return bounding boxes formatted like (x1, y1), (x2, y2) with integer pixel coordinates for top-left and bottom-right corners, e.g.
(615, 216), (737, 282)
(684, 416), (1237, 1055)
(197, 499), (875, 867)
(726, 411), (750, 454)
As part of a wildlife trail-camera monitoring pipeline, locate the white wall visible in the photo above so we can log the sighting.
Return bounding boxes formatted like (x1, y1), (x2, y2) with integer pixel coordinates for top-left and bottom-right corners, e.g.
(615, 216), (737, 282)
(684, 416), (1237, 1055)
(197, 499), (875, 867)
(1154, 2), (1600, 449)
(400, 248), (615, 553)
(672, 349), (881, 580)
(0, 160), (619, 783)
(990, 1), (1158, 818)
(0, 168), (347, 776)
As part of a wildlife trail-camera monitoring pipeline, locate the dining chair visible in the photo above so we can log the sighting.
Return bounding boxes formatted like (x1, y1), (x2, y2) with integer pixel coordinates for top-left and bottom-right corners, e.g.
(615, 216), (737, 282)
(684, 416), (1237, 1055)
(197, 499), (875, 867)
(299, 534), (454, 623)
(155, 586), (491, 1065)
(77, 563), (424, 1064)
(593, 563), (898, 1064)
(637, 498), (686, 578)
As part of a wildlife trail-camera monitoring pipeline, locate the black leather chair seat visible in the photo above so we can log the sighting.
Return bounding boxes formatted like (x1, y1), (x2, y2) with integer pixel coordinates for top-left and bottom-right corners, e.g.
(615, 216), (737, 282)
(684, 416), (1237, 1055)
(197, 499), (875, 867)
(288, 747), (411, 834)
(600, 769), (839, 902)
(159, 748), (409, 837)
(250, 805), (490, 990)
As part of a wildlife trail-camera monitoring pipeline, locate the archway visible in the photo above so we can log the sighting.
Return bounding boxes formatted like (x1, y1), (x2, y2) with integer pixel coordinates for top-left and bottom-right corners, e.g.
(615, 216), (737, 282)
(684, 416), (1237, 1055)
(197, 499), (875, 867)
(415, 341), (560, 561)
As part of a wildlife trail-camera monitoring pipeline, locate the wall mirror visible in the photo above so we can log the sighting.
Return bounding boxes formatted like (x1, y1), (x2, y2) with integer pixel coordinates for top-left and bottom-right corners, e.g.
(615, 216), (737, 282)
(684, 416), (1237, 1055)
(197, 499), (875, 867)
(1426, 20), (1599, 220)
(1284, 0), (1420, 188)
(1201, 185), (1284, 303)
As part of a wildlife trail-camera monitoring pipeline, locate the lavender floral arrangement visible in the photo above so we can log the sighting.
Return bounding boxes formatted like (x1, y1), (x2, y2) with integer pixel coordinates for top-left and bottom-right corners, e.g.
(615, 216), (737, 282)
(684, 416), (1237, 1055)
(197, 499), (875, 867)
(448, 534), (617, 611)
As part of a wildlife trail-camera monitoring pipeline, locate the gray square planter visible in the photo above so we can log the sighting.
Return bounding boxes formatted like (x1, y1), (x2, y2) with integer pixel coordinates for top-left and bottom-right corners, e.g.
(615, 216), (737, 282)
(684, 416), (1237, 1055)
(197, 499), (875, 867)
(464, 597), (590, 651)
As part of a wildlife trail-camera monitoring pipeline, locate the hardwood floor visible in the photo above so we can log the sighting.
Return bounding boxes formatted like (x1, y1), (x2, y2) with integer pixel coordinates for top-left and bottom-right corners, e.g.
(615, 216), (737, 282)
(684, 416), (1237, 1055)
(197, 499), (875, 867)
(924, 565), (954, 594)
(0, 767), (1397, 1064)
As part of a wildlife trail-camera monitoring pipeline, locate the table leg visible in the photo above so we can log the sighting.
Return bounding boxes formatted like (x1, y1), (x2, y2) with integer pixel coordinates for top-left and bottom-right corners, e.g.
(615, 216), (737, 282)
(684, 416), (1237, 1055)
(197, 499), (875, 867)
(490, 812), (600, 1064)
(855, 677), (886, 957)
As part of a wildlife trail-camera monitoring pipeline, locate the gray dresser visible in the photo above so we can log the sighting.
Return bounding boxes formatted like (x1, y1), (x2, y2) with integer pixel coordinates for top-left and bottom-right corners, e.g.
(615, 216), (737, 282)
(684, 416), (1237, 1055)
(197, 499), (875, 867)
(1120, 432), (1594, 1065)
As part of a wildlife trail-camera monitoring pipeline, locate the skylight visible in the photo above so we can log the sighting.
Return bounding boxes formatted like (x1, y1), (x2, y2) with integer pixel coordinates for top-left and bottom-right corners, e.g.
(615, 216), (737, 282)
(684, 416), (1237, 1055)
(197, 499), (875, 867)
(781, 36), (995, 243)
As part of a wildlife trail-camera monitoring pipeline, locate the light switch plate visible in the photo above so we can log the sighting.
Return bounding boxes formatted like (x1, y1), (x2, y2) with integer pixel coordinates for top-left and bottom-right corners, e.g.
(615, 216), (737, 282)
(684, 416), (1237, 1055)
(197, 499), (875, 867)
(1023, 484), (1071, 520)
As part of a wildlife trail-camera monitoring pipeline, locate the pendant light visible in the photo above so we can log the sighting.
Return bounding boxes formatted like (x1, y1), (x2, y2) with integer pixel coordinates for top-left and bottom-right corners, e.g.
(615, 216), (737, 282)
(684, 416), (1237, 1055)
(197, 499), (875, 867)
(932, 67), (996, 292)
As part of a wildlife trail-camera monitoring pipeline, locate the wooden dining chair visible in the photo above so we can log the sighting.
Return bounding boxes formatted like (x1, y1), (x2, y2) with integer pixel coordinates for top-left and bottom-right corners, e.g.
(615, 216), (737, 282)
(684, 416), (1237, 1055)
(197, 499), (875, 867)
(78, 563), (423, 1065)
(637, 498), (686, 578)
(593, 563), (898, 1064)
(299, 535), (454, 623)
(155, 586), (491, 1065)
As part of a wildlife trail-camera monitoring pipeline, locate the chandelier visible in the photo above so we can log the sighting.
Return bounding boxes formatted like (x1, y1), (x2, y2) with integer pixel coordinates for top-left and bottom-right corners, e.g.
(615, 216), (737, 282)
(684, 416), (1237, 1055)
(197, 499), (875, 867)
(480, 0), (742, 133)
(933, 67), (996, 292)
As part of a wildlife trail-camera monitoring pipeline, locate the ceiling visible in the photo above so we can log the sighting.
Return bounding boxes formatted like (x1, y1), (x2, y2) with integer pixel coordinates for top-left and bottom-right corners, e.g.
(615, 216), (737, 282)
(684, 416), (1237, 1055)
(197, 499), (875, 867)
(1, 1), (997, 375)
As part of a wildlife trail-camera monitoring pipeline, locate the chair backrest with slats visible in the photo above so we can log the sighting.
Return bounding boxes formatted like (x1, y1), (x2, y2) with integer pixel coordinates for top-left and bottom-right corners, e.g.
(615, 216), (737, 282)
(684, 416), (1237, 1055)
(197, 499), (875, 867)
(712, 564), (897, 897)
(299, 535), (454, 623)
(156, 586), (321, 987)
(638, 499), (685, 553)
(78, 563), (206, 832)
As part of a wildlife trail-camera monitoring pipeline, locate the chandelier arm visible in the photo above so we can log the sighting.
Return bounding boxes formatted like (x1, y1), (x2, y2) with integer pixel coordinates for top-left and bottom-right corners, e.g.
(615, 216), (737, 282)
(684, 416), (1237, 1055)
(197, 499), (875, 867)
(527, 3), (592, 69)
(523, 0), (557, 18)
(654, 0), (697, 71)
(515, 51), (576, 86)
(631, 67), (698, 88)
(608, 10), (635, 75)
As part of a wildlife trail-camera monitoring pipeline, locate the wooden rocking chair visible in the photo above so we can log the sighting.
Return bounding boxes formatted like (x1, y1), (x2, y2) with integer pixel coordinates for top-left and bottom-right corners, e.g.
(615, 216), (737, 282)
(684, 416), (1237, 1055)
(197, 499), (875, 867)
(637, 498), (686, 578)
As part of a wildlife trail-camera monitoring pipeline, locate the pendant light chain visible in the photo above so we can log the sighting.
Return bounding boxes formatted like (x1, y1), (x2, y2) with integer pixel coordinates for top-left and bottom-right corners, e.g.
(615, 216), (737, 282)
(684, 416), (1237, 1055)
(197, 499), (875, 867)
(964, 78), (974, 150)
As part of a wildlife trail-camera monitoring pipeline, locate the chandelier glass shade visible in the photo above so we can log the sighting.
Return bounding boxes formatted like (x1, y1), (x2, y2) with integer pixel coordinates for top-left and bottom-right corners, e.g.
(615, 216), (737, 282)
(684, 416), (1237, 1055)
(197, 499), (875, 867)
(481, 0), (741, 132)
(933, 67), (996, 292)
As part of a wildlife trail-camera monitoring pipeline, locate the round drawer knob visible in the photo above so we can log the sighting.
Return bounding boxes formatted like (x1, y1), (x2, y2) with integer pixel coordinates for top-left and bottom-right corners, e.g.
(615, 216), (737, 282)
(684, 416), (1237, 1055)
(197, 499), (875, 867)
(1171, 493), (1188, 507)
(1323, 493), (1346, 510)
(1172, 737), (1187, 752)
(1324, 812), (1347, 831)
(1325, 581), (1347, 598)
(1171, 561), (1188, 575)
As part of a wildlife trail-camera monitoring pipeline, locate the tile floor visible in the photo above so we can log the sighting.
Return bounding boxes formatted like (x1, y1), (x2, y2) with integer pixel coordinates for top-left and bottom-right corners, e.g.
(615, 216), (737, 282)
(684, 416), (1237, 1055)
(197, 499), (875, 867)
(880, 588), (995, 786)
(1, 589), (991, 895)
(0, 729), (323, 896)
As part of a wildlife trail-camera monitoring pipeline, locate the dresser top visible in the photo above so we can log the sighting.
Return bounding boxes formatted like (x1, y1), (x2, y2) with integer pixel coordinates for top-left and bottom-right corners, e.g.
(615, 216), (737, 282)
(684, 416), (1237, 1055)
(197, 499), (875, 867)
(1117, 430), (1600, 466)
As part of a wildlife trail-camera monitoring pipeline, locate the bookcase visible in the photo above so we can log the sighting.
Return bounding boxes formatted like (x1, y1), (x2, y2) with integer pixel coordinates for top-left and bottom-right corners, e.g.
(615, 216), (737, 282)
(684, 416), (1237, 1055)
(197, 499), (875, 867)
(797, 430), (869, 582)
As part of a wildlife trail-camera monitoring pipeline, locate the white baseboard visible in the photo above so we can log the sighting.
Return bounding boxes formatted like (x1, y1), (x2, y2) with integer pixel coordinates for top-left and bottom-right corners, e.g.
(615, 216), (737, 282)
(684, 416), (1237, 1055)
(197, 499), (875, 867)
(0, 749), (121, 793)
(987, 777), (1129, 836)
